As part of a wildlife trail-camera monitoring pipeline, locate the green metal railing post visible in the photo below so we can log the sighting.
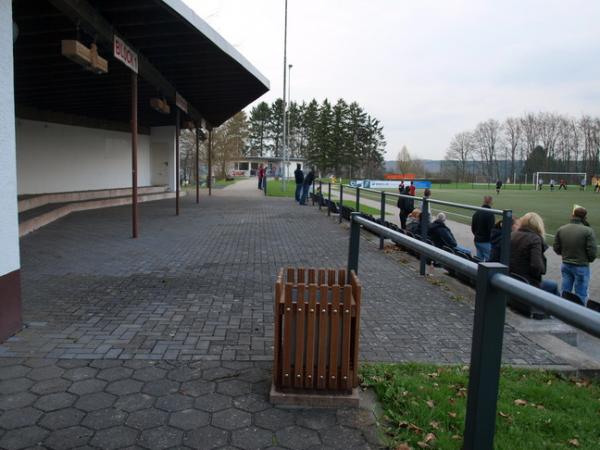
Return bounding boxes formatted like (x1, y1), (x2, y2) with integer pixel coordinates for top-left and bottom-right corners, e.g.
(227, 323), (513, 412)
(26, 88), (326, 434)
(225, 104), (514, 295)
(327, 183), (332, 217)
(347, 213), (361, 275)
(311, 178), (316, 206)
(379, 191), (386, 250)
(356, 187), (361, 212)
(500, 210), (512, 266)
(419, 197), (429, 275)
(339, 184), (344, 223)
(264, 173), (267, 196)
(464, 263), (508, 450)
(318, 181), (323, 210)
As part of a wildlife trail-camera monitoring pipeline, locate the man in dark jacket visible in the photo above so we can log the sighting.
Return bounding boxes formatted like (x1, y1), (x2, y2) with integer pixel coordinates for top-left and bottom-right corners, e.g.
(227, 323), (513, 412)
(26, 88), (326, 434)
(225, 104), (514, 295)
(299, 167), (315, 205)
(397, 186), (414, 229)
(471, 196), (495, 261)
(553, 206), (597, 304)
(294, 164), (304, 203)
(429, 213), (471, 254)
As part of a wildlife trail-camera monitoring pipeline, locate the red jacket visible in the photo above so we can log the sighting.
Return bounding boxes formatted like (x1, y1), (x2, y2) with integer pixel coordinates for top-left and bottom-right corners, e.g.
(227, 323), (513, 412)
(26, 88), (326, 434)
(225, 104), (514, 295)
(258, 167), (265, 177)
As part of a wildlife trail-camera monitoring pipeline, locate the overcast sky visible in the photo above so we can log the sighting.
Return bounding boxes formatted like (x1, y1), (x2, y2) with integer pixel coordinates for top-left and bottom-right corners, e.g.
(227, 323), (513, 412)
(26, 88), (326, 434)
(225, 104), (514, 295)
(184, 0), (600, 160)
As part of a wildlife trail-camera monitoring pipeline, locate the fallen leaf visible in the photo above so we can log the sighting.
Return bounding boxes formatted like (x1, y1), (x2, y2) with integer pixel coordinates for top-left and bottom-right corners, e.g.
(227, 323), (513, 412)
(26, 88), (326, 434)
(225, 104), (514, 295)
(448, 412), (457, 418)
(448, 397), (456, 405)
(424, 433), (436, 443)
(514, 399), (528, 406)
(427, 372), (439, 378)
(499, 411), (510, 418)
(429, 421), (440, 430)
(408, 423), (423, 434)
(568, 438), (580, 447)
(451, 435), (461, 440)
(426, 400), (435, 408)
(416, 442), (429, 449)
(395, 444), (412, 450)
(399, 421), (409, 428)
(536, 405), (545, 410)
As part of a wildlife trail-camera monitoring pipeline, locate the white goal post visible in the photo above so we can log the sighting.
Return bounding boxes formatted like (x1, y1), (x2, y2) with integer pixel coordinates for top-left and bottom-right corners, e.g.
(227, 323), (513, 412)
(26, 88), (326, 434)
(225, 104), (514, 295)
(533, 172), (587, 190)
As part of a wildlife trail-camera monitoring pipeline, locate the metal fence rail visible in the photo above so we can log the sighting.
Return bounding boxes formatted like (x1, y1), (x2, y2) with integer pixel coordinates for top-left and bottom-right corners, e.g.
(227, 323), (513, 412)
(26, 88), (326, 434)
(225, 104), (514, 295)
(347, 212), (600, 450)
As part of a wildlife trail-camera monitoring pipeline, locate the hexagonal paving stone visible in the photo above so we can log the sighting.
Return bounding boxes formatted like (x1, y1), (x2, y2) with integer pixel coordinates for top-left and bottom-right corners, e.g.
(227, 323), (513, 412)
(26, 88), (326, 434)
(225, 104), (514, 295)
(233, 393), (271, 413)
(180, 379), (216, 397)
(183, 426), (230, 449)
(0, 426), (48, 450)
(0, 391), (37, 410)
(0, 364), (30, 380)
(212, 408), (251, 430)
(62, 366), (98, 381)
(194, 392), (232, 412)
(97, 366), (133, 382)
(23, 358), (57, 368)
(254, 408), (296, 431)
(252, 379), (271, 396)
(27, 365), (64, 381)
(89, 426), (138, 449)
(81, 408), (128, 430)
(295, 410), (337, 430)
(30, 377), (72, 395)
(139, 426), (184, 450)
(231, 426), (274, 449)
(169, 409), (210, 430)
(320, 425), (367, 448)
(202, 366), (237, 381)
(155, 393), (193, 412)
(167, 366), (203, 382)
(126, 408), (168, 430)
(0, 407), (43, 429)
(45, 426), (94, 449)
(114, 393), (155, 412)
(238, 367), (269, 383)
(89, 360), (123, 369)
(34, 392), (77, 412)
(142, 379), (180, 396)
(75, 392), (117, 412)
(275, 426), (321, 450)
(39, 408), (86, 430)
(105, 379), (143, 396)
(132, 366), (167, 382)
(336, 408), (376, 428)
(216, 379), (251, 397)
(67, 378), (107, 395)
(55, 359), (90, 369)
(0, 377), (33, 395)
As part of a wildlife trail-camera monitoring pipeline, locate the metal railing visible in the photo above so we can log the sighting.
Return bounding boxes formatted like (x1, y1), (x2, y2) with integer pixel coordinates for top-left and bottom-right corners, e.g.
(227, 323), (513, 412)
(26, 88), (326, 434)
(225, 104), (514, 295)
(347, 213), (600, 450)
(317, 181), (512, 274)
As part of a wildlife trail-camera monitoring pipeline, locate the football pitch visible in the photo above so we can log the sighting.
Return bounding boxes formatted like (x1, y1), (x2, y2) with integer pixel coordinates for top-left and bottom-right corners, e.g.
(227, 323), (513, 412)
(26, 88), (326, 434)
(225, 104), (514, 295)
(409, 185), (600, 242)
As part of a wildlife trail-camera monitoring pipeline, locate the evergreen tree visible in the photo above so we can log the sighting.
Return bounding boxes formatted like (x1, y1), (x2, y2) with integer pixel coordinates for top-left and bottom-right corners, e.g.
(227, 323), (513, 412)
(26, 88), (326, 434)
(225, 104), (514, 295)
(247, 102), (270, 156)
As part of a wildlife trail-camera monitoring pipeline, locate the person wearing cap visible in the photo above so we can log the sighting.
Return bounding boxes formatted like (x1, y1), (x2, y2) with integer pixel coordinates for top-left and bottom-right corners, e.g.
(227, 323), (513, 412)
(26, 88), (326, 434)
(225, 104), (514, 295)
(553, 206), (597, 305)
(429, 212), (471, 255)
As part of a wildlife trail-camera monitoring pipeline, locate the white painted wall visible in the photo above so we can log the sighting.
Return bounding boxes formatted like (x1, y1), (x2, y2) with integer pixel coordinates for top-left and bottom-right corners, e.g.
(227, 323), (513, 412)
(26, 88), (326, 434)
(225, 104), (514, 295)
(15, 120), (155, 195)
(0, 2), (20, 275)
(150, 126), (176, 191)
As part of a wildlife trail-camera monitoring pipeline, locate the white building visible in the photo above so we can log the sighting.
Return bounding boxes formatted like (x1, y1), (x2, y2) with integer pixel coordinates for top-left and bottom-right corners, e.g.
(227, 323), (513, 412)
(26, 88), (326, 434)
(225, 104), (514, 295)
(231, 156), (306, 177)
(0, 0), (269, 342)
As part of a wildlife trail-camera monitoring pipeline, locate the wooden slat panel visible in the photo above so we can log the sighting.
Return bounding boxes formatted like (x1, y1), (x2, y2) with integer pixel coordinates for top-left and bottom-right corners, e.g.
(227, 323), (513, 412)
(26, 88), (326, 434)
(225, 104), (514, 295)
(293, 283), (306, 389)
(318, 269), (326, 285)
(308, 268), (316, 284)
(282, 282), (294, 388)
(328, 269), (336, 286)
(305, 284), (317, 390)
(317, 285), (328, 389)
(297, 267), (305, 285)
(341, 285), (352, 391)
(338, 268), (347, 286)
(350, 271), (362, 387)
(272, 269), (283, 387)
(328, 285), (340, 390)
(287, 267), (295, 284)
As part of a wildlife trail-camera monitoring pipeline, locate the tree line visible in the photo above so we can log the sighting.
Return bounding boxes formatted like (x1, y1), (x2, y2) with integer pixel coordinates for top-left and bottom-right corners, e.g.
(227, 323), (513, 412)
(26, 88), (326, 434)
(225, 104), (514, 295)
(443, 113), (600, 182)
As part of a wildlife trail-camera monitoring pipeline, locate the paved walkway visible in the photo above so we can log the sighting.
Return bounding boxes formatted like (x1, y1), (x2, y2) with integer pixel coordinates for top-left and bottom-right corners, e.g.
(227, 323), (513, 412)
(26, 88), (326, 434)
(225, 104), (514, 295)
(0, 181), (568, 449)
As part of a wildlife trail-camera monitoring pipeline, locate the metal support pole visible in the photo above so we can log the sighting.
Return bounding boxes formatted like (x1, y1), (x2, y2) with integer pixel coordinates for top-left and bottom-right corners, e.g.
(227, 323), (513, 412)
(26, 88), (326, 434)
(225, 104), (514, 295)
(318, 181), (322, 210)
(195, 126), (200, 204)
(419, 198), (429, 275)
(347, 213), (361, 276)
(208, 129), (212, 196)
(356, 187), (360, 212)
(500, 210), (512, 266)
(311, 178), (316, 206)
(130, 72), (138, 238)
(175, 108), (180, 216)
(339, 184), (344, 223)
(327, 183), (332, 217)
(379, 192), (385, 250)
(463, 263), (508, 450)
(264, 172), (268, 196)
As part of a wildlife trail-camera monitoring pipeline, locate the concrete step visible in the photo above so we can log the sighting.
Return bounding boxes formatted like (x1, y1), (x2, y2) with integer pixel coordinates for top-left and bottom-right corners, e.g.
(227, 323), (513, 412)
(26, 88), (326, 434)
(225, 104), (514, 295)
(18, 185), (169, 212)
(19, 190), (183, 237)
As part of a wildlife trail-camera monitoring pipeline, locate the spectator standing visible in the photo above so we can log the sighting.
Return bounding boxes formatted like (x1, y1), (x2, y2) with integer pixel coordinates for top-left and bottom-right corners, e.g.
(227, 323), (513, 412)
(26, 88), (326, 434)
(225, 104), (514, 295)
(397, 185), (414, 229)
(409, 181), (416, 196)
(293, 164), (304, 203)
(553, 206), (597, 305)
(429, 213), (471, 255)
(258, 164), (265, 190)
(299, 167), (315, 205)
(509, 213), (559, 295)
(471, 195), (495, 261)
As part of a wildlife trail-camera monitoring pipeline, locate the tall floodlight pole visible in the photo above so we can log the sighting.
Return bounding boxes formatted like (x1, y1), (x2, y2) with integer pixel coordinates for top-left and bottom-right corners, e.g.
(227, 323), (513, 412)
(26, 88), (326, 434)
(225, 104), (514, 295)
(287, 64), (293, 162)
(281, 0), (288, 191)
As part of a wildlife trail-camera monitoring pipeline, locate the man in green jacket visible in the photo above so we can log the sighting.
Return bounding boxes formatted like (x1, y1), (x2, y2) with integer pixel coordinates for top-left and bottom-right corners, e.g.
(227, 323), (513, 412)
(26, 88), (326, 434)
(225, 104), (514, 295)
(553, 207), (597, 305)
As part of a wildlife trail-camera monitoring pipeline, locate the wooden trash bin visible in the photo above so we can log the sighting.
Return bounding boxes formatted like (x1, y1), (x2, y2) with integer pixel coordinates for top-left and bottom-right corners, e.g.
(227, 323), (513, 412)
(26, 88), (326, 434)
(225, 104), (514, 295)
(271, 267), (362, 405)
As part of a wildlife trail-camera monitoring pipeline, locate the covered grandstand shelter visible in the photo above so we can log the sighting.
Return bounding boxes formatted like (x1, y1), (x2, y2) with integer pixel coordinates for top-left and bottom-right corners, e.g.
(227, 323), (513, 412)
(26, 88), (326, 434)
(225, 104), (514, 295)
(0, 1), (269, 341)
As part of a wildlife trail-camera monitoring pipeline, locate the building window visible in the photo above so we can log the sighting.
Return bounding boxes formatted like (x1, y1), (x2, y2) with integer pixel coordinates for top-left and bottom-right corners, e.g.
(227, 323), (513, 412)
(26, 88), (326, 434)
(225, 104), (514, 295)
(239, 162), (249, 171)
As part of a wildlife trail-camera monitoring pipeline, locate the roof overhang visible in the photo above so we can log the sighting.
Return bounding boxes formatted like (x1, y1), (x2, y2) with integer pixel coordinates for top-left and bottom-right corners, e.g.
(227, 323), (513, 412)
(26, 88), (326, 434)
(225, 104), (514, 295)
(13, 0), (270, 129)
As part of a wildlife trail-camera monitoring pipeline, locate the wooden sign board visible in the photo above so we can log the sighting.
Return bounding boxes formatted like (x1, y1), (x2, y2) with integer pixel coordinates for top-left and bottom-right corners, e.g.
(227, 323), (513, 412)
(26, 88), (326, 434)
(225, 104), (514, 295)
(113, 35), (138, 73)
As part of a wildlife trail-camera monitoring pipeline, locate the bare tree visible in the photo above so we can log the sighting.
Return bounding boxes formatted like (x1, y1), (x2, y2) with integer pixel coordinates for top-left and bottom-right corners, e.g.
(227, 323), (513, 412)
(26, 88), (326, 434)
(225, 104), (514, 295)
(503, 117), (521, 182)
(445, 131), (474, 181)
(396, 145), (413, 174)
(474, 119), (501, 181)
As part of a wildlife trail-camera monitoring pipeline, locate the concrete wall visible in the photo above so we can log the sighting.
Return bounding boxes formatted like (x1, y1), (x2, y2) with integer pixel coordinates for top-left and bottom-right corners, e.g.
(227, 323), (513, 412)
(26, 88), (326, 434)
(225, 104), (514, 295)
(15, 119), (156, 195)
(150, 126), (176, 191)
(1, 2), (20, 276)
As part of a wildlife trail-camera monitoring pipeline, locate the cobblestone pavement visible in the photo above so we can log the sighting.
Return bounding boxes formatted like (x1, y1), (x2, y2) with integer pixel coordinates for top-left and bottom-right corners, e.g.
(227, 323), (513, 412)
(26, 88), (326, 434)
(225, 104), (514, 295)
(3, 190), (563, 365)
(0, 357), (379, 449)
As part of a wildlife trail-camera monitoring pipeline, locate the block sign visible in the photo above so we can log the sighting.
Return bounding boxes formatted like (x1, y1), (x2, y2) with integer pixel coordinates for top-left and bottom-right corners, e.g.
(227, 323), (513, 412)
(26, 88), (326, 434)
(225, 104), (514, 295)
(113, 35), (138, 73)
(175, 92), (188, 113)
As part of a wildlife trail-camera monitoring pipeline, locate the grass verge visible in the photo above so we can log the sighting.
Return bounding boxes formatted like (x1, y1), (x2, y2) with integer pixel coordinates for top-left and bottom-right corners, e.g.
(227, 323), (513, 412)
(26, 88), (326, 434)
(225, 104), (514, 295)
(360, 363), (600, 449)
